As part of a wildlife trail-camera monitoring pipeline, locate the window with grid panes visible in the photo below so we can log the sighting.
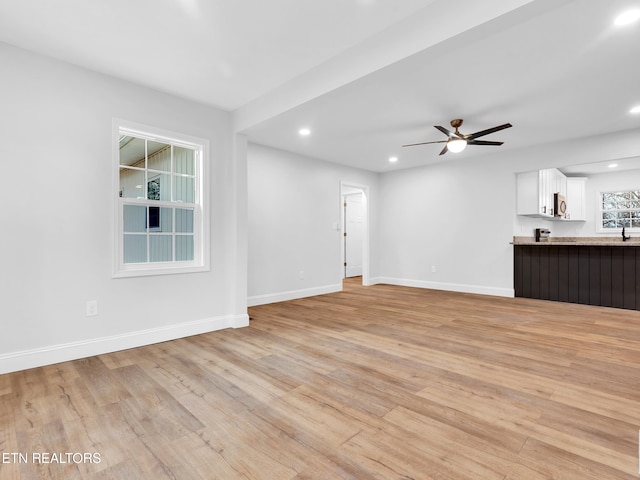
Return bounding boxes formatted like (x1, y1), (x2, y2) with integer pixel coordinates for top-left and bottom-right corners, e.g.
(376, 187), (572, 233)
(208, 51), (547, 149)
(599, 190), (640, 231)
(113, 120), (209, 277)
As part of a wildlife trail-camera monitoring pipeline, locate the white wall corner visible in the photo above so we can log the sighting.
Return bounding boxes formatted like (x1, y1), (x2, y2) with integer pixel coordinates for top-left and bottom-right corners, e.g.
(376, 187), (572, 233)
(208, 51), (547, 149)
(365, 276), (385, 286)
(248, 283), (343, 307)
(229, 313), (250, 328)
(0, 314), (246, 375)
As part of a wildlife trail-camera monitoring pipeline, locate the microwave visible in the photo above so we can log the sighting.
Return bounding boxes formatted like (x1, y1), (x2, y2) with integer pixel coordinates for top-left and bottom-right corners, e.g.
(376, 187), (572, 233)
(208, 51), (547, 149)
(554, 193), (567, 218)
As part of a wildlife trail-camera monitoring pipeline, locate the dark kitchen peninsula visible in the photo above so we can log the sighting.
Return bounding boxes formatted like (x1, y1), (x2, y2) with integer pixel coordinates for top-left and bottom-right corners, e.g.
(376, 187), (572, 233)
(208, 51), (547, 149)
(513, 237), (640, 311)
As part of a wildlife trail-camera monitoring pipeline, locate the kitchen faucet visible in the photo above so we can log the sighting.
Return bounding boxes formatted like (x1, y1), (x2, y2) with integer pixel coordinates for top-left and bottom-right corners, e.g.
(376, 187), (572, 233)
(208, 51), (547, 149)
(622, 226), (631, 242)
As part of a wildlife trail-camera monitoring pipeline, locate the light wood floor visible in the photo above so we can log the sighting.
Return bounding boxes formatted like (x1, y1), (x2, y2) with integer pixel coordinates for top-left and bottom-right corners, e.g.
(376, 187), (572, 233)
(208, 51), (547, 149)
(2, 278), (640, 479)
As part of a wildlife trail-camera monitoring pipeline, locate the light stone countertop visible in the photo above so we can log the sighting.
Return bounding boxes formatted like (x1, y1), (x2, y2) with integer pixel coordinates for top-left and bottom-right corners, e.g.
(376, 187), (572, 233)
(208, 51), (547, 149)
(512, 236), (640, 246)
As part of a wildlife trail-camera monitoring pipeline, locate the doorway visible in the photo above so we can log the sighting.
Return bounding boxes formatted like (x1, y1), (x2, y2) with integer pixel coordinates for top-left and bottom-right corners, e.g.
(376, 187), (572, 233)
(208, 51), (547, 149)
(340, 182), (369, 285)
(344, 191), (363, 277)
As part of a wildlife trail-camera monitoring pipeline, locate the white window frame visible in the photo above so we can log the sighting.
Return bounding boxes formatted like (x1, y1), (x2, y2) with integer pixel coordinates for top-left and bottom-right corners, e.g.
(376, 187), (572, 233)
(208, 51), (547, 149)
(597, 188), (640, 233)
(112, 119), (210, 278)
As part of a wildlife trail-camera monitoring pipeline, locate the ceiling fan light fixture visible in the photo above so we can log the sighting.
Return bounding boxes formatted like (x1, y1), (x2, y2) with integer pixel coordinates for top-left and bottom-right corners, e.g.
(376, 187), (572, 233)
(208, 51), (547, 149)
(402, 119), (511, 156)
(447, 138), (467, 153)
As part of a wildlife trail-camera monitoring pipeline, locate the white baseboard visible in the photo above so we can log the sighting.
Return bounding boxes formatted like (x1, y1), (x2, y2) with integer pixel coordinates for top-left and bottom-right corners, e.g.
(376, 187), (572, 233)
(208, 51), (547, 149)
(376, 277), (515, 298)
(0, 313), (249, 375)
(248, 283), (342, 306)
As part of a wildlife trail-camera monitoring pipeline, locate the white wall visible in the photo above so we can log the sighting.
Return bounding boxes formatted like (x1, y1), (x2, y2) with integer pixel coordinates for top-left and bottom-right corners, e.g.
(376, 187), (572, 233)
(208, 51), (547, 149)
(379, 154), (516, 297)
(0, 43), (247, 373)
(247, 143), (379, 305)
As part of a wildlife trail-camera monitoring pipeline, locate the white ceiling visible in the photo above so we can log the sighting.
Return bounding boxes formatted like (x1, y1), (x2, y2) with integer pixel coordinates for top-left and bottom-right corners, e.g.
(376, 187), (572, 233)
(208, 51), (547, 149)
(0, 0), (436, 110)
(561, 157), (640, 176)
(1, 0), (639, 172)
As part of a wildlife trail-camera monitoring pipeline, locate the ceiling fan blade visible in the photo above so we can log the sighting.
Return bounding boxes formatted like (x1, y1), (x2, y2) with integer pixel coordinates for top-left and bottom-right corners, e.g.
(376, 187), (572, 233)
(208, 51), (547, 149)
(465, 123), (512, 140)
(467, 140), (504, 146)
(439, 144), (449, 155)
(402, 140), (447, 147)
(434, 125), (456, 138)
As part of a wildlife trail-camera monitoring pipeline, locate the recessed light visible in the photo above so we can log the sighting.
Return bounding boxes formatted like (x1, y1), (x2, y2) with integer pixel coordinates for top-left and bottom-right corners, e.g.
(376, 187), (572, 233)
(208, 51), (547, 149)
(614, 9), (640, 26)
(298, 128), (311, 136)
(630, 105), (640, 114)
(389, 156), (398, 163)
(608, 163), (619, 168)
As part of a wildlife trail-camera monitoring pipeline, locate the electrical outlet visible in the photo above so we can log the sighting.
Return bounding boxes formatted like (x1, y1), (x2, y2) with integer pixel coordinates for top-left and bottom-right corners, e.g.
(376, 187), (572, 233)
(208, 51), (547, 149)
(299, 270), (305, 280)
(86, 300), (98, 317)
(431, 265), (437, 273)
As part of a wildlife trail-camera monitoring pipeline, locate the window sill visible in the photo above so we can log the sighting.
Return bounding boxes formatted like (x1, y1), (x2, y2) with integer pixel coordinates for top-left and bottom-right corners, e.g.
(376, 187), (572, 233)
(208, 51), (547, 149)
(112, 262), (209, 278)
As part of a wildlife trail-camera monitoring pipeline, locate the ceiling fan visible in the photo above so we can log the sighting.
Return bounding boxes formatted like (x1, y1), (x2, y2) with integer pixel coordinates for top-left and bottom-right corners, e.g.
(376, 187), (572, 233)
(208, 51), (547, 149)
(403, 118), (512, 155)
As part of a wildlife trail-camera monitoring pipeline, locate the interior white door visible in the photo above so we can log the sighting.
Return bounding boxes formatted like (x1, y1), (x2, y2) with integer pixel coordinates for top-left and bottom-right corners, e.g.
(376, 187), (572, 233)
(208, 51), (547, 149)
(344, 192), (363, 277)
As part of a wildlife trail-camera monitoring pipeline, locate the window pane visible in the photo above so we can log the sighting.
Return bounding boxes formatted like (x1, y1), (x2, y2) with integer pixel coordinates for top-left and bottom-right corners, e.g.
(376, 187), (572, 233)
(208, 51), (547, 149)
(176, 235), (194, 261)
(611, 192), (629, 200)
(155, 207), (173, 232)
(147, 174), (171, 201)
(148, 206), (160, 231)
(147, 142), (171, 172)
(119, 168), (146, 199)
(175, 208), (193, 233)
(124, 235), (147, 263)
(174, 146), (195, 175)
(119, 136), (146, 167)
(616, 211), (630, 228)
(147, 177), (161, 200)
(150, 235), (172, 262)
(174, 176), (195, 203)
(124, 205), (147, 232)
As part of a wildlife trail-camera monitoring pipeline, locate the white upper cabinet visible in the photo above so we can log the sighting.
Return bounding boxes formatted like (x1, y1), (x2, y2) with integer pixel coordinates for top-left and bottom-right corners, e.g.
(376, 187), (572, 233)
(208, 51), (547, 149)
(565, 177), (587, 221)
(516, 170), (549, 217)
(517, 168), (585, 221)
(517, 168), (565, 218)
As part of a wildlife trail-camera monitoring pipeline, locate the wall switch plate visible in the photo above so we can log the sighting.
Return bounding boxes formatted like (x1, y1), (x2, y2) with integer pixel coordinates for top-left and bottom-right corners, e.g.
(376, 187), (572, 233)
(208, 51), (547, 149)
(86, 300), (98, 317)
